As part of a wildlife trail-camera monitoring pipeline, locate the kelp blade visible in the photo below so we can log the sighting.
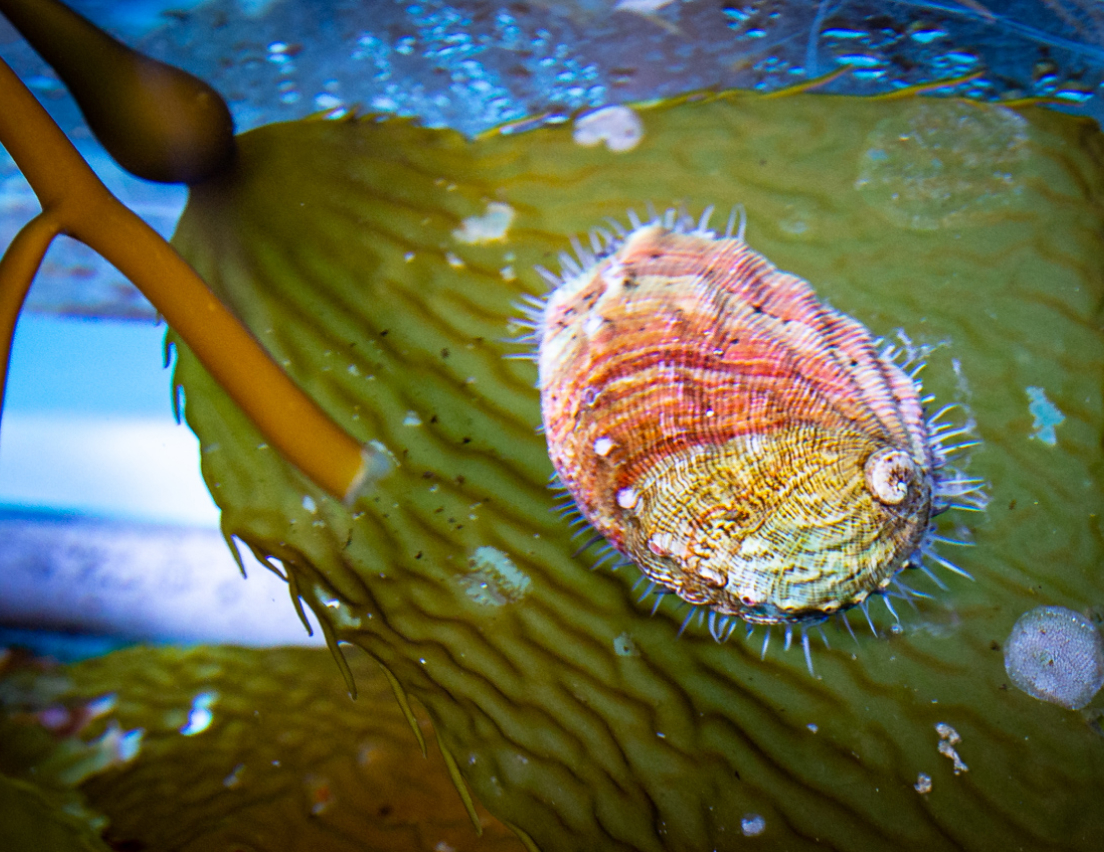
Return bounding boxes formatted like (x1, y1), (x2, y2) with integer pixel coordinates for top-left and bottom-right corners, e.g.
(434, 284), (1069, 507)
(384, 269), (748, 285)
(171, 93), (1104, 851)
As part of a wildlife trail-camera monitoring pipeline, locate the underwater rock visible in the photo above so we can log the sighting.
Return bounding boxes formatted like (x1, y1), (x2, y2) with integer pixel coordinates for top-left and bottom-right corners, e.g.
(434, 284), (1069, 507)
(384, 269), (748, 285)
(1004, 605), (1104, 710)
(171, 92), (1104, 850)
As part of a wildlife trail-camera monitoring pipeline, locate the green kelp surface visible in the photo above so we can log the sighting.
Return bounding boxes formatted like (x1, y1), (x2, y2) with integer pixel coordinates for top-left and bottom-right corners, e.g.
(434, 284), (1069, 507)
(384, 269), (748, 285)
(171, 92), (1104, 851)
(0, 773), (112, 852)
(0, 645), (523, 851)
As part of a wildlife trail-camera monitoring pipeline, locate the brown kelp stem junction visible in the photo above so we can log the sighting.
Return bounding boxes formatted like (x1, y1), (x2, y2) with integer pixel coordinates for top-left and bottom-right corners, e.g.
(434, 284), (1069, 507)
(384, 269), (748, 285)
(0, 1), (369, 503)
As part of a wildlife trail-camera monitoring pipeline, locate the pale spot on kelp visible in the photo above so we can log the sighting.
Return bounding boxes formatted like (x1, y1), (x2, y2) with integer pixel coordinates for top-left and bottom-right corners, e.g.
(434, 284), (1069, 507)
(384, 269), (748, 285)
(613, 632), (640, 656)
(741, 813), (766, 837)
(318, 586), (364, 629)
(223, 763), (245, 788)
(936, 723), (969, 774)
(1026, 386), (1064, 446)
(452, 202), (516, 245)
(363, 440), (398, 481)
(180, 691), (218, 736)
(54, 721), (145, 785)
(1004, 606), (1104, 710)
(573, 105), (644, 152)
(855, 100), (1028, 230)
(458, 546), (532, 606)
(305, 773), (336, 815)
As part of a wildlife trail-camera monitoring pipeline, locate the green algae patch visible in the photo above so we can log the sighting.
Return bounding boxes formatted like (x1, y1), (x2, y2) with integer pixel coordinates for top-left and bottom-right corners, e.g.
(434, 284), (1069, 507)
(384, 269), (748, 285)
(0, 644), (523, 851)
(170, 93), (1104, 851)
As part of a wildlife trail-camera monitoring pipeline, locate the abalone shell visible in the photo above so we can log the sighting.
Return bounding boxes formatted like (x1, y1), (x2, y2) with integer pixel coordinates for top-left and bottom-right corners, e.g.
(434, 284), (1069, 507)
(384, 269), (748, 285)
(537, 211), (955, 627)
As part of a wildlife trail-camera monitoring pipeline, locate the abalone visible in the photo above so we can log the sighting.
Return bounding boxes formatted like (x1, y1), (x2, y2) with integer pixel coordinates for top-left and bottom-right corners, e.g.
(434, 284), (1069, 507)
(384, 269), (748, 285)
(531, 208), (984, 651)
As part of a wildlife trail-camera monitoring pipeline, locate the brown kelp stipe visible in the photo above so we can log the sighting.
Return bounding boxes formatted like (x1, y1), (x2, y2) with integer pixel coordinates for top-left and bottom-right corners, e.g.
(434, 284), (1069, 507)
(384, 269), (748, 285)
(0, 56), (370, 503)
(0, 0), (234, 184)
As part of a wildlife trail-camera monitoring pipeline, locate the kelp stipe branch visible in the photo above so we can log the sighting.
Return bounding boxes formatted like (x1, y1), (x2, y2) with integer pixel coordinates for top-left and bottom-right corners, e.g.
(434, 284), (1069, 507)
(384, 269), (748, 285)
(0, 56), (370, 502)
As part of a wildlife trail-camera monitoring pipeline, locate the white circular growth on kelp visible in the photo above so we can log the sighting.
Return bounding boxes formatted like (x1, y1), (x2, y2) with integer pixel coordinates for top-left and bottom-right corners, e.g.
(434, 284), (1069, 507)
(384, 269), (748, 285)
(1004, 605), (1104, 710)
(855, 100), (1029, 230)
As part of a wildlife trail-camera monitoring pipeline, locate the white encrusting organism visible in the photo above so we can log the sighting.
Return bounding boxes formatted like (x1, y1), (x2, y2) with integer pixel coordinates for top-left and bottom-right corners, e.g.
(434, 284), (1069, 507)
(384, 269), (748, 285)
(572, 105), (644, 153)
(1004, 605), (1104, 710)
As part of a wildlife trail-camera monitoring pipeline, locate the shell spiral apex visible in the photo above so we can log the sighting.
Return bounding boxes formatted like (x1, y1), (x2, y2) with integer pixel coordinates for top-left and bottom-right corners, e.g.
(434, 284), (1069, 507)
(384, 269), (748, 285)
(523, 206), (986, 660)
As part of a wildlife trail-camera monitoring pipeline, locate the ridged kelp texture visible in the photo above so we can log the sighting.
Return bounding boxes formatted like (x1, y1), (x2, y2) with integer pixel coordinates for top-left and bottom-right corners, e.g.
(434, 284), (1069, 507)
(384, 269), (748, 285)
(0, 645), (523, 851)
(170, 94), (1104, 851)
